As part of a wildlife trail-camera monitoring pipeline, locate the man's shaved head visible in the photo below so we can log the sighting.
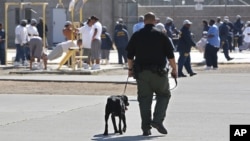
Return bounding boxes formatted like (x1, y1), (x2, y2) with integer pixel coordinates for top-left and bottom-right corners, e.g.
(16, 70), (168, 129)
(144, 12), (156, 24)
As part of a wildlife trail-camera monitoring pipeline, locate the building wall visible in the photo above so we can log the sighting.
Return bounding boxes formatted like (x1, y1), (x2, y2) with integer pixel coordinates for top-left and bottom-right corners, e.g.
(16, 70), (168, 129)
(0, 0), (6, 24)
(3, 1), (249, 48)
(139, 5), (250, 41)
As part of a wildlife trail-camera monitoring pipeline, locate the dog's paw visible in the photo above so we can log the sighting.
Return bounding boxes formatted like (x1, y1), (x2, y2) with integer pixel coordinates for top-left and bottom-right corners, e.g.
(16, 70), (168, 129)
(119, 131), (123, 135)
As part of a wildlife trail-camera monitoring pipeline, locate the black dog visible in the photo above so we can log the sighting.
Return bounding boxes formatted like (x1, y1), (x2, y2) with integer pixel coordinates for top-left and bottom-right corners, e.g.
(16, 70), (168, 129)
(103, 95), (129, 135)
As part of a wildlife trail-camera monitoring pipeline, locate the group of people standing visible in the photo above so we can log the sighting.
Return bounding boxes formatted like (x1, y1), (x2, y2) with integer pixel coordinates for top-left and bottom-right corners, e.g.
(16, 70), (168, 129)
(201, 15), (250, 70)
(49, 15), (130, 70)
(47, 16), (104, 70)
(14, 18), (48, 70)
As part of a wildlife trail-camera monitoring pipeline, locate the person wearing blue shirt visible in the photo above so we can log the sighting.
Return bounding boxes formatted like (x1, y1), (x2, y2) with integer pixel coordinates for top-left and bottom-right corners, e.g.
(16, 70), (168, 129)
(101, 26), (113, 65)
(114, 24), (129, 65)
(0, 23), (6, 65)
(133, 16), (144, 33)
(205, 19), (220, 70)
(177, 20), (197, 77)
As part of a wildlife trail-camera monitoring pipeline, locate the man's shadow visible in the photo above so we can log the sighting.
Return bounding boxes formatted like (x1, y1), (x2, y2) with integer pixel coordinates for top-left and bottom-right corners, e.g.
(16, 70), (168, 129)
(92, 133), (164, 141)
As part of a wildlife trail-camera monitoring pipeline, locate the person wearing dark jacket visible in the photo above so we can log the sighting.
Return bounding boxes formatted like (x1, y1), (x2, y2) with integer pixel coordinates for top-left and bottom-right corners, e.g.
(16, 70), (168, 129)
(101, 26), (113, 65)
(177, 20), (197, 77)
(165, 17), (179, 50)
(219, 19), (234, 61)
(36, 17), (48, 47)
(224, 16), (234, 52)
(114, 18), (127, 31)
(0, 23), (6, 65)
(233, 15), (244, 48)
(202, 20), (210, 32)
(114, 24), (129, 65)
(126, 12), (177, 136)
(36, 17), (48, 39)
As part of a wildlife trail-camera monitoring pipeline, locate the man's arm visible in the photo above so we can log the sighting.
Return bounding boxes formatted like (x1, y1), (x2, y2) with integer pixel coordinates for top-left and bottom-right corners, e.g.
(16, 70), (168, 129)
(92, 28), (97, 40)
(127, 58), (134, 77)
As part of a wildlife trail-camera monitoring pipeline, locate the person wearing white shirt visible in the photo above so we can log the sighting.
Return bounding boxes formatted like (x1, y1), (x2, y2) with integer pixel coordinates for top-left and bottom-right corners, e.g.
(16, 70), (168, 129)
(14, 20), (28, 66)
(240, 21), (250, 51)
(27, 20), (39, 40)
(90, 16), (102, 70)
(77, 19), (94, 67)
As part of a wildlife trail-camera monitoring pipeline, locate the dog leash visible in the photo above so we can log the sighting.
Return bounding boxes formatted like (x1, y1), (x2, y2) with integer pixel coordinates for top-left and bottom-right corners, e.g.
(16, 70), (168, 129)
(123, 76), (177, 95)
(169, 77), (178, 90)
(123, 76), (129, 95)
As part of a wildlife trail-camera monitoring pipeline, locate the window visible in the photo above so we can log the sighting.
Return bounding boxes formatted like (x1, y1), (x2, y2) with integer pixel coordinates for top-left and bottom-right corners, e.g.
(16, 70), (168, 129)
(15, 8), (20, 24)
(25, 8), (32, 23)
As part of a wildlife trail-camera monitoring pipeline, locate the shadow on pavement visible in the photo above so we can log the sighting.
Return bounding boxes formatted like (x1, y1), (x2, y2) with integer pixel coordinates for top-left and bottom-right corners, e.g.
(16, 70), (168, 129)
(92, 133), (163, 141)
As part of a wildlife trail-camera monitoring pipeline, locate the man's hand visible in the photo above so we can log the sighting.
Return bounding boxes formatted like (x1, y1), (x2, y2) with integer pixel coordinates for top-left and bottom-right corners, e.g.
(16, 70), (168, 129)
(171, 69), (177, 79)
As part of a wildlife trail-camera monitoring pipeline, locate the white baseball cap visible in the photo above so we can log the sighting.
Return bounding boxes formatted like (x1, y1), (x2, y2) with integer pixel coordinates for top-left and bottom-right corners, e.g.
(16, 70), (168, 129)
(31, 19), (37, 24)
(183, 19), (192, 25)
(224, 16), (229, 20)
(166, 17), (173, 23)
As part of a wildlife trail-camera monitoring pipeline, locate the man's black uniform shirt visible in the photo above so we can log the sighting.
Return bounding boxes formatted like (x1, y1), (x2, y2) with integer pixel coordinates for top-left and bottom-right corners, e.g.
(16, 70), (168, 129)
(126, 24), (174, 68)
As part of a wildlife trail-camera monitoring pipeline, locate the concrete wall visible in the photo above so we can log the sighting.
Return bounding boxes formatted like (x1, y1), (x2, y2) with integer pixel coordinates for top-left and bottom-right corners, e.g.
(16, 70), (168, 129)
(138, 5), (250, 41)
(2, 0), (250, 48)
(0, 0), (6, 24)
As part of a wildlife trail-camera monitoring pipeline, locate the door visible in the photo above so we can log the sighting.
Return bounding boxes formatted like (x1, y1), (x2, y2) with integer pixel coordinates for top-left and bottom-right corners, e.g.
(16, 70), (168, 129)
(53, 8), (66, 44)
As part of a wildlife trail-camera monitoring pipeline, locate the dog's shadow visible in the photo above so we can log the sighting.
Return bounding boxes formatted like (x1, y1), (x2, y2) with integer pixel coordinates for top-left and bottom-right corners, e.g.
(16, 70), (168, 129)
(91, 133), (163, 141)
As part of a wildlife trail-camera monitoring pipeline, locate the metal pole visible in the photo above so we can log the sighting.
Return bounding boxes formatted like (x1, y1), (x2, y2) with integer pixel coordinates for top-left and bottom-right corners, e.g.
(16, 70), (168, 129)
(5, 2), (48, 65)
(80, 8), (83, 22)
(20, 0), (24, 20)
(43, 3), (48, 48)
(5, 3), (20, 65)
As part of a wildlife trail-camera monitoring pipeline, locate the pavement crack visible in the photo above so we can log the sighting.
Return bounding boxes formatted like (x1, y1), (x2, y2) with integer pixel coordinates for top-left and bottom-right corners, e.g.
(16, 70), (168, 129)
(0, 102), (103, 127)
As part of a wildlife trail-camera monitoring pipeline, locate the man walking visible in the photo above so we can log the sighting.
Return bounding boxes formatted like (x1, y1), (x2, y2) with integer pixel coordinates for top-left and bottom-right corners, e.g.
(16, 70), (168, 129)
(219, 18), (234, 61)
(205, 19), (220, 70)
(177, 20), (197, 77)
(114, 23), (129, 65)
(126, 12), (177, 136)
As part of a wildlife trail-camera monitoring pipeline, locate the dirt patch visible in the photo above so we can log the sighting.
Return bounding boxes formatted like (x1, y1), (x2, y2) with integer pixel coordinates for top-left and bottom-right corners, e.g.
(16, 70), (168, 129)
(0, 64), (249, 95)
(0, 81), (137, 95)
